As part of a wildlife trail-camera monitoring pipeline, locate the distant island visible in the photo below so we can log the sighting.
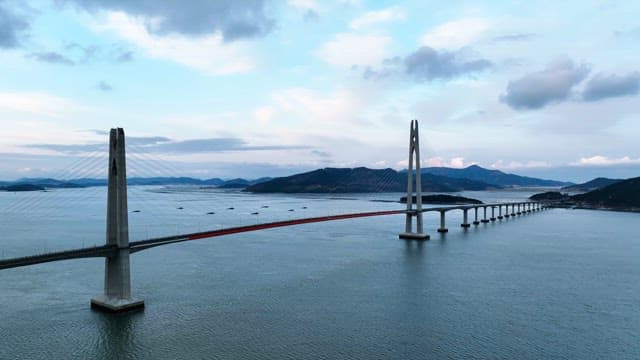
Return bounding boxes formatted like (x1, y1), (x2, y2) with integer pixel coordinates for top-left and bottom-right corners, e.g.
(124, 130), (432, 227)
(0, 176), (272, 190)
(0, 165), (577, 194)
(400, 194), (483, 205)
(529, 191), (570, 201)
(245, 165), (573, 193)
(530, 176), (640, 212)
(0, 184), (45, 192)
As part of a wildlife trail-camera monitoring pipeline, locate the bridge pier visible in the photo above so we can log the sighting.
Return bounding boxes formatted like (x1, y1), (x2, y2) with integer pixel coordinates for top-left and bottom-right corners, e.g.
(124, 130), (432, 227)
(481, 206), (490, 223)
(91, 128), (144, 313)
(497, 205), (503, 219)
(511, 204), (516, 217)
(437, 210), (448, 233)
(461, 209), (470, 228)
(399, 120), (429, 240)
(517, 204), (522, 215)
(473, 207), (480, 225)
(490, 206), (496, 221)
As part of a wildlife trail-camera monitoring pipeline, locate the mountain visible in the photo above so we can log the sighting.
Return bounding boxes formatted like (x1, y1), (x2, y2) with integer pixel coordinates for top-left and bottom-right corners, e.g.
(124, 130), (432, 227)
(245, 167), (498, 193)
(14, 178), (84, 188)
(421, 165), (573, 187)
(0, 176), (266, 188)
(561, 177), (622, 192)
(571, 177), (640, 209)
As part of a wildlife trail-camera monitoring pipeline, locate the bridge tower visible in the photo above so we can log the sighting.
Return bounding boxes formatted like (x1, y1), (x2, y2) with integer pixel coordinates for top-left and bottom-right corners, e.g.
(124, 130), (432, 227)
(399, 120), (429, 240)
(91, 128), (144, 312)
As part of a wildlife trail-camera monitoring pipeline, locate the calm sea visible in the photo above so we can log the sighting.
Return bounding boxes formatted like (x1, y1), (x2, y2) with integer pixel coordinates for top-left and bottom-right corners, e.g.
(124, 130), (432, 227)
(1, 187), (638, 359)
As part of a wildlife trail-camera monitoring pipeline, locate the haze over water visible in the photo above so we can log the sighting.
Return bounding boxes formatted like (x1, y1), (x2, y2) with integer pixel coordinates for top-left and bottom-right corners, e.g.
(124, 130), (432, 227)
(1, 187), (638, 359)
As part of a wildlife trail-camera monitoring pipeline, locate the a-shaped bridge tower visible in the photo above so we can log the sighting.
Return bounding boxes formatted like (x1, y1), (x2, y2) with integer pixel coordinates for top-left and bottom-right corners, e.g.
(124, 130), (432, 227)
(399, 120), (429, 240)
(90, 128), (144, 312)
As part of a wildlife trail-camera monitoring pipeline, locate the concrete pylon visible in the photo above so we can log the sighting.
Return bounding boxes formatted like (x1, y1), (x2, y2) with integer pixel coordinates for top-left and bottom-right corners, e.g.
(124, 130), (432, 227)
(91, 128), (144, 312)
(399, 120), (429, 240)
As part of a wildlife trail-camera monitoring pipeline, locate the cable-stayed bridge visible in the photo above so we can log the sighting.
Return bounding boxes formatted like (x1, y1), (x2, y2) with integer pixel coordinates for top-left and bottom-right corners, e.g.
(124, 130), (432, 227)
(0, 122), (545, 312)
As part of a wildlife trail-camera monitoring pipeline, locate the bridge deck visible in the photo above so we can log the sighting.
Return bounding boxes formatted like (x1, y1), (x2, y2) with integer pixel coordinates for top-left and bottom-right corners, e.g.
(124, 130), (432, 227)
(0, 202), (540, 270)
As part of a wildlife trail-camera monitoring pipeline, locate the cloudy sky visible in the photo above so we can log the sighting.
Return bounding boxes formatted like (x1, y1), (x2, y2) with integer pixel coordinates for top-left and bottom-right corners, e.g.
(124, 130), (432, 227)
(1, 0), (639, 182)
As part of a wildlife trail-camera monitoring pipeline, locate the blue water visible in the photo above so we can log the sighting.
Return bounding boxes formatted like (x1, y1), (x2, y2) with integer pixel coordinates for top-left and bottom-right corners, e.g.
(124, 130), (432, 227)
(1, 187), (638, 359)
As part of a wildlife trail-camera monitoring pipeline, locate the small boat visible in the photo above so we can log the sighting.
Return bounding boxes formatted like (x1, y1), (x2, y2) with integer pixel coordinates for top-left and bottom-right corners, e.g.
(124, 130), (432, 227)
(206, 212), (215, 215)
(251, 212), (259, 215)
(177, 207), (184, 210)
(132, 210), (141, 213)
(228, 207), (235, 210)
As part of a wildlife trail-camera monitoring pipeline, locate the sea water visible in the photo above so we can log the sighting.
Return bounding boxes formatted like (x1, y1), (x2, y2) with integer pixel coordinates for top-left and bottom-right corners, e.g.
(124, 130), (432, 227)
(0, 187), (638, 359)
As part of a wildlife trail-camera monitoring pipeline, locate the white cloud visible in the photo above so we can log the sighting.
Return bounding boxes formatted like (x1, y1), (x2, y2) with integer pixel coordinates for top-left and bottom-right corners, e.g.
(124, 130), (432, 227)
(571, 155), (640, 166)
(420, 18), (490, 49)
(0, 92), (86, 118)
(271, 87), (366, 125)
(423, 156), (470, 168)
(288, 0), (320, 12)
(349, 6), (405, 30)
(253, 107), (275, 125)
(317, 33), (391, 68)
(491, 160), (550, 170)
(93, 11), (254, 75)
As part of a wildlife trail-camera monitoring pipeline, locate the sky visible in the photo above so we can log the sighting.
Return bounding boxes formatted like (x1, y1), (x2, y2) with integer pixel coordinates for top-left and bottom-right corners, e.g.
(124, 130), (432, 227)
(0, 0), (639, 182)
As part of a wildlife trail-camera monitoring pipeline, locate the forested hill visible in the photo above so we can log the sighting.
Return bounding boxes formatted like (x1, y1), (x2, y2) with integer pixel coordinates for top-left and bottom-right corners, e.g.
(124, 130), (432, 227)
(422, 165), (572, 187)
(245, 167), (499, 193)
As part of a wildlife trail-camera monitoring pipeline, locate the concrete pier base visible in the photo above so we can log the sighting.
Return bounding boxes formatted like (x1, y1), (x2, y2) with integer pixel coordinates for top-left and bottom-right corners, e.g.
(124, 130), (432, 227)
(497, 216), (504, 219)
(399, 232), (430, 240)
(91, 296), (144, 313)
(473, 220), (480, 225)
(481, 219), (490, 223)
(490, 217), (496, 222)
(461, 223), (471, 228)
(504, 214), (510, 218)
(437, 228), (448, 233)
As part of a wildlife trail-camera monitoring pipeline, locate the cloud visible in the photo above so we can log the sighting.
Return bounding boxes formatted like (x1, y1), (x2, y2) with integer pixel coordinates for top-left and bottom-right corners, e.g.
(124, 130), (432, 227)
(26, 136), (309, 155)
(582, 72), (640, 102)
(271, 87), (368, 124)
(362, 46), (491, 82)
(490, 160), (550, 170)
(423, 156), (470, 168)
(500, 58), (590, 110)
(349, 6), (405, 30)
(26, 51), (75, 65)
(97, 81), (113, 91)
(63, 42), (134, 64)
(613, 26), (640, 39)
(0, 2), (30, 48)
(311, 150), (331, 158)
(492, 33), (536, 42)
(317, 33), (391, 68)
(420, 18), (489, 49)
(571, 155), (640, 166)
(59, 0), (275, 42)
(92, 12), (255, 75)
(0, 91), (85, 117)
(403, 46), (491, 81)
(288, 0), (320, 20)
